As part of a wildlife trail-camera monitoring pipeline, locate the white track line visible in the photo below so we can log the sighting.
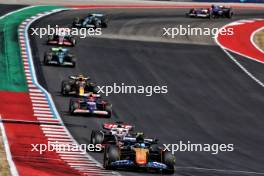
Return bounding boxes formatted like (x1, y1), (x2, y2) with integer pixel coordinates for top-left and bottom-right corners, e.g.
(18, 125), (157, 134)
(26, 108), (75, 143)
(33, 107), (51, 111)
(31, 100), (48, 103)
(176, 166), (264, 175)
(31, 96), (47, 100)
(47, 138), (73, 142)
(41, 127), (65, 131)
(30, 93), (45, 97)
(216, 19), (264, 65)
(34, 110), (52, 113)
(37, 117), (58, 120)
(40, 124), (64, 128)
(35, 114), (53, 117)
(33, 104), (49, 107)
(215, 19), (264, 88)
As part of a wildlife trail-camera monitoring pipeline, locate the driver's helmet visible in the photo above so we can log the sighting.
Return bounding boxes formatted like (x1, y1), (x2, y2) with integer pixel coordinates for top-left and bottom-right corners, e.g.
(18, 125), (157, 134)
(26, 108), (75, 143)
(78, 74), (85, 81)
(138, 143), (146, 148)
(58, 48), (63, 53)
(115, 128), (125, 138)
(211, 5), (215, 9)
(87, 93), (95, 101)
(136, 134), (144, 143)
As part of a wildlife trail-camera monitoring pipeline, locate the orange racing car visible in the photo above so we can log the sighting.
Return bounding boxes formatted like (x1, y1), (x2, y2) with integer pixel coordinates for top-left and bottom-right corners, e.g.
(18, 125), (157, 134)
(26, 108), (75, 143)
(103, 134), (175, 174)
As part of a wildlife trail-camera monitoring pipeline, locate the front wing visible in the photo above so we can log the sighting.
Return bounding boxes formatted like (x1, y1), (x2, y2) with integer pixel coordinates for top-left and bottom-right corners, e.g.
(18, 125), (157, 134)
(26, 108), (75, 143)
(46, 60), (74, 66)
(74, 23), (95, 28)
(73, 108), (109, 115)
(187, 13), (210, 18)
(110, 160), (168, 170)
(47, 40), (73, 46)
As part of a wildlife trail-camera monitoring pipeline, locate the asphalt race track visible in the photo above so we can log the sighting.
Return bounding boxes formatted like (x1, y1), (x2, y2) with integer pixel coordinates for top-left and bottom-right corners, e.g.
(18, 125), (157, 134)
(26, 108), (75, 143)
(0, 4), (26, 16)
(29, 8), (264, 176)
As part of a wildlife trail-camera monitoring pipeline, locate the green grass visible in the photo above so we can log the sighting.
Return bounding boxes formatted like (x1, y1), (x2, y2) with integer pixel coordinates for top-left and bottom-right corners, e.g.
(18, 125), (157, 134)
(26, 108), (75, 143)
(0, 6), (62, 92)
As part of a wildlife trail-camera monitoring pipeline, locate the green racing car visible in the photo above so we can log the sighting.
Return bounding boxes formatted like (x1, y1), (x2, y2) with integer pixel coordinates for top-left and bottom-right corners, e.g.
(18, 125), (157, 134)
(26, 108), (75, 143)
(44, 47), (76, 67)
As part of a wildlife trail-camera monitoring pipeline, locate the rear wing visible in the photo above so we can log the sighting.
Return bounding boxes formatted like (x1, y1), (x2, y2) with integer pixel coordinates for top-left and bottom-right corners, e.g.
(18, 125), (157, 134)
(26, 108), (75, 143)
(69, 76), (90, 80)
(103, 122), (133, 130)
(122, 136), (158, 144)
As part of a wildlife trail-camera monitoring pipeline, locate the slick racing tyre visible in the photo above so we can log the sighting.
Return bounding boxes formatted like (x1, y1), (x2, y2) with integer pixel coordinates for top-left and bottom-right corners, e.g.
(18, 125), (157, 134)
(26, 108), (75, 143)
(71, 38), (76, 46)
(70, 57), (76, 68)
(105, 105), (112, 118)
(94, 20), (100, 29)
(227, 11), (233, 18)
(162, 151), (175, 174)
(69, 100), (78, 115)
(104, 145), (119, 170)
(44, 52), (52, 65)
(90, 131), (104, 145)
(61, 81), (71, 95)
(72, 17), (79, 27)
(47, 35), (53, 44)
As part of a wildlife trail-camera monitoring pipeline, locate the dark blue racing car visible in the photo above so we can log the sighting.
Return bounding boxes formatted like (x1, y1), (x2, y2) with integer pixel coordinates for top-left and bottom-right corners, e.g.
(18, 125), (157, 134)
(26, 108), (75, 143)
(187, 5), (233, 19)
(211, 5), (233, 18)
(69, 94), (112, 117)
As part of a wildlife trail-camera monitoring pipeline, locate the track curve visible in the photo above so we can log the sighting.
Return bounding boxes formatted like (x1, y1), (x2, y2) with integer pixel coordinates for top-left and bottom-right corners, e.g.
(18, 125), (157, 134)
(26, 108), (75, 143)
(29, 8), (264, 176)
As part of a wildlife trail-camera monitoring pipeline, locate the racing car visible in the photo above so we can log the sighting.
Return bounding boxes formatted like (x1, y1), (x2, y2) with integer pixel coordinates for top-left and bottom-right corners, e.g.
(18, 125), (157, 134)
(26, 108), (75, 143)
(187, 5), (233, 19)
(103, 134), (175, 174)
(90, 121), (134, 148)
(186, 8), (211, 18)
(47, 33), (76, 46)
(61, 74), (99, 97)
(72, 13), (108, 28)
(211, 5), (233, 18)
(44, 47), (76, 67)
(69, 94), (112, 117)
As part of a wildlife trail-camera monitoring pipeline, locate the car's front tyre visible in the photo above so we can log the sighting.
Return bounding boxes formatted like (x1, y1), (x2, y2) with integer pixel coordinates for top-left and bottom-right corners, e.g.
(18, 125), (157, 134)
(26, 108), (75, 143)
(104, 145), (119, 170)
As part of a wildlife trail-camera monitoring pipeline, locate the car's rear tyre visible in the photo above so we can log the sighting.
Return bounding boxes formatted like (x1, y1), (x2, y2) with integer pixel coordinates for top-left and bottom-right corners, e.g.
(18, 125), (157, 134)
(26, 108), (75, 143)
(94, 20), (100, 29)
(44, 52), (52, 65)
(47, 35), (53, 44)
(104, 145), (119, 170)
(73, 17), (79, 27)
(61, 81), (71, 95)
(69, 99), (78, 115)
(227, 11), (233, 18)
(71, 57), (76, 68)
(105, 105), (112, 118)
(101, 22), (107, 28)
(90, 130), (104, 145)
(71, 38), (76, 46)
